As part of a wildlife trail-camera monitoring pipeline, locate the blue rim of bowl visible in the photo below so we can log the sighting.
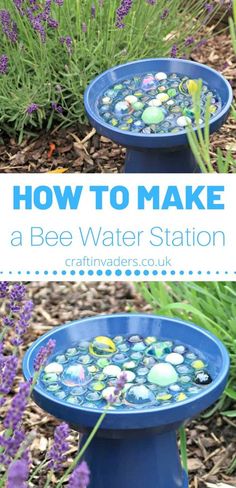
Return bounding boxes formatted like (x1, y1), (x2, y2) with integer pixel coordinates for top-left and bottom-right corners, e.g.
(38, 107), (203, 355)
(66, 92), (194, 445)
(84, 58), (233, 140)
(23, 313), (230, 418)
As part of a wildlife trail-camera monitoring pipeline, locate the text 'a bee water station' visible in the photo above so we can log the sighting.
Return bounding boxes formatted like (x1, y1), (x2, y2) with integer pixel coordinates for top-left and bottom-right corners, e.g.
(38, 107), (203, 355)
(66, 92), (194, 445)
(84, 58), (232, 173)
(23, 314), (230, 488)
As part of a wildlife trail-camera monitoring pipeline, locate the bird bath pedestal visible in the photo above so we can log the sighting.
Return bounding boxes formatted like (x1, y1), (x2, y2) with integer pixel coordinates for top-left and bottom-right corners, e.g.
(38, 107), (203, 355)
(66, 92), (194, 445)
(23, 314), (229, 488)
(84, 59), (232, 173)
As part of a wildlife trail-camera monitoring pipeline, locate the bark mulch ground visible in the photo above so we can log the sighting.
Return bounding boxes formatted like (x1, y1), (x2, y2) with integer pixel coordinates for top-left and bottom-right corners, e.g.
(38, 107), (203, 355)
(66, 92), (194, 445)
(0, 30), (235, 173)
(1, 282), (236, 487)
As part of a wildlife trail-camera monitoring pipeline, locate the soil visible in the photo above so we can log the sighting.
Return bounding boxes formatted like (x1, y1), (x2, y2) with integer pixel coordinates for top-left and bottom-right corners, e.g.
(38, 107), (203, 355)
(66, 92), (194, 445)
(0, 32), (235, 174)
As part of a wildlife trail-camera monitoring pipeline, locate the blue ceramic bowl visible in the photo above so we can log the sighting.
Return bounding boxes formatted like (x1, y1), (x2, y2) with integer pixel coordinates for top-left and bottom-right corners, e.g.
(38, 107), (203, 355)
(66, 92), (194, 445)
(84, 58), (233, 149)
(23, 313), (229, 432)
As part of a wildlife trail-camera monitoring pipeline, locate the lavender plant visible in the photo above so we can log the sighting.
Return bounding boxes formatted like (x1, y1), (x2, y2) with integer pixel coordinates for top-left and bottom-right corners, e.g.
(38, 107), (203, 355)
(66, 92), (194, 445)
(0, 0), (231, 140)
(0, 283), (128, 487)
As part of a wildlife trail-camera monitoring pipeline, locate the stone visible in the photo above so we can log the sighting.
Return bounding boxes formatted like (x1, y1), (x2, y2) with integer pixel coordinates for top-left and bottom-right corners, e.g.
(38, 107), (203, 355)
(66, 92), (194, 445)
(156, 93), (169, 103)
(66, 396), (82, 405)
(47, 383), (61, 392)
(78, 340), (90, 351)
(173, 345), (186, 355)
(125, 385), (155, 406)
(86, 392), (101, 402)
(103, 365), (121, 377)
(177, 116), (192, 127)
(142, 107), (165, 125)
(148, 363), (179, 386)
(144, 337), (157, 345)
(132, 342), (146, 352)
(132, 101), (144, 110)
(156, 392), (172, 401)
(165, 353), (184, 365)
(125, 371), (136, 382)
(123, 361), (136, 369)
(42, 373), (58, 384)
(66, 348), (79, 357)
(113, 353), (128, 364)
(125, 95), (138, 104)
(89, 381), (106, 392)
(97, 358), (110, 368)
(137, 367), (149, 377)
(191, 360), (205, 370)
(155, 72), (167, 81)
(89, 336), (117, 357)
(62, 364), (91, 387)
(176, 392), (187, 402)
(194, 371), (212, 385)
(55, 354), (67, 363)
(114, 101), (130, 116)
(148, 99), (162, 107)
(169, 384), (182, 393)
(44, 362), (63, 374)
(128, 335), (143, 343)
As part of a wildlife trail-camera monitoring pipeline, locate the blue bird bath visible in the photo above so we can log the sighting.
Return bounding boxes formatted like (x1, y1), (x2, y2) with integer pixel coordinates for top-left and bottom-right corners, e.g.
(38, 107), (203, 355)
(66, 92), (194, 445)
(84, 58), (233, 173)
(23, 313), (229, 488)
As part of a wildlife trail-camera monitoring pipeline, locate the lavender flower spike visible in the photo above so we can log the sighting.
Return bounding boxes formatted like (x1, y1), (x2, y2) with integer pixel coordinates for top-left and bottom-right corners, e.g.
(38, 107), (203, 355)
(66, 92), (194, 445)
(0, 281), (9, 297)
(0, 54), (8, 74)
(68, 461), (90, 488)
(7, 459), (29, 488)
(34, 338), (56, 371)
(108, 371), (127, 404)
(48, 423), (70, 472)
(116, 0), (133, 28)
(4, 382), (31, 430)
(26, 103), (38, 114)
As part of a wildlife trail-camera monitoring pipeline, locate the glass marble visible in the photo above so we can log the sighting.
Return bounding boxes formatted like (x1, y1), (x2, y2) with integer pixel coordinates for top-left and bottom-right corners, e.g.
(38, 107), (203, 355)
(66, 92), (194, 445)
(40, 333), (214, 411)
(97, 72), (222, 134)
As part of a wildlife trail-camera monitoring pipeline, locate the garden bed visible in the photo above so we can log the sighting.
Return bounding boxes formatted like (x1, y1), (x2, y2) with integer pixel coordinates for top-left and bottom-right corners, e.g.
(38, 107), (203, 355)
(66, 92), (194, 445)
(1, 281), (236, 487)
(0, 30), (235, 174)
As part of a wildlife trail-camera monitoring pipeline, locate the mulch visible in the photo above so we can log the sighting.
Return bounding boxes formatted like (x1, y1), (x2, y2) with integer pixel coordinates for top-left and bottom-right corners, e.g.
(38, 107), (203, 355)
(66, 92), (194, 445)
(0, 31), (235, 173)
(1, 282), (236, 487)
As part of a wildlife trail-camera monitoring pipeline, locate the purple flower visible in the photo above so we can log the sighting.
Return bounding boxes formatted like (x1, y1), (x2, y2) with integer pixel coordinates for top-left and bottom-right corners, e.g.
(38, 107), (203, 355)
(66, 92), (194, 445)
(7, 459), (29, 488)
(0, 54), (8, 75)
(7, 283), (26, 312)
(60, 36), (73, 54)
(204, 3), (214, 12)
(146, 0), (156, 4)
(171, 44), (178, 58)
(0, 355), (18, 405)
(0, 10), (18, 43)
(26, 103), (39, 114)
(185, 36), (195, 47)
(0, 281), (9, 297)
(160, 9), (169, 20)
(33, 338), (56, 371)
(82, 22), (87, 33)
(108, 371), (127, 403)
(115, 0), (133, 28)
(91, 4), (96, 18)
(0, 428), (25, 467)
(47, 17), (59, 28)
(54, 0), (64, 5)
(68, 461), (90, 488)
(4, 382), (31, 430)
(47, 423), (70, 472)
(51, 102), (63, 113)
(11, 300), (33, 347)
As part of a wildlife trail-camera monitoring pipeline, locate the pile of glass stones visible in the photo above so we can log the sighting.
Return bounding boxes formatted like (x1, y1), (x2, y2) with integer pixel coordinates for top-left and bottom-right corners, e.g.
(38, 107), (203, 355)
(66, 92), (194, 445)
(97, 72), (222, 134)
(40, 334), (214, 410)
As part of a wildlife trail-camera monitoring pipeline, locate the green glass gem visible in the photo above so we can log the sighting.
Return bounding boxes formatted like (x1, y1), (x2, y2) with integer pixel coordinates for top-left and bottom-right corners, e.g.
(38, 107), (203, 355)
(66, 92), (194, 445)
(111, 118), (118, 126)
(42, 373), (58, 383)
(132, 101), (144, 111)
(167, 88), (177, 97)
(90, 381), (106, 392)
(142, 107), (165, 125)
(66, 348), (78, 357)
(114, 84), (123, 90)
(134, 91), (143, 98)
(148, 363), (179, 387)
(97, 358), (110, 368)
(47, 383), (61, 392)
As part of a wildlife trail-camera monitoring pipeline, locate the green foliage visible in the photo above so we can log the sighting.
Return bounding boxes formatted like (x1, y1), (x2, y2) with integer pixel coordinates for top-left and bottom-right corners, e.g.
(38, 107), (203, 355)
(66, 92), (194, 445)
(0, 0), (227, 140)
(137, 281), (236, 411)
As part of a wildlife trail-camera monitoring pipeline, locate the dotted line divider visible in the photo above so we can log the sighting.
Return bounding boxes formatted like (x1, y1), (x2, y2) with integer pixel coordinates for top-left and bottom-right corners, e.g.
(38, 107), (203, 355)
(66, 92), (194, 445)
(0, 270), (235, 277)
